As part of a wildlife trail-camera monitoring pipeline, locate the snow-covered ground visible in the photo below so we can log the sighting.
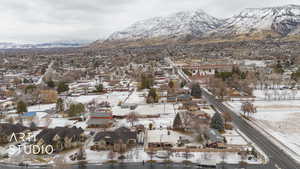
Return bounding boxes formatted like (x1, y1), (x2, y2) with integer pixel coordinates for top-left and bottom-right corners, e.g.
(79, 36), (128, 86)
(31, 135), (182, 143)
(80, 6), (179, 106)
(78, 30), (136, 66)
(252, 89), (300, 100)
(0, 87), (263, 165)
(226, 90), (300, 159)
(68, 92), (130, 105)
(63, 148), (260, 165)
(114, 103), (177, 129)
(224, 130), (248, 146)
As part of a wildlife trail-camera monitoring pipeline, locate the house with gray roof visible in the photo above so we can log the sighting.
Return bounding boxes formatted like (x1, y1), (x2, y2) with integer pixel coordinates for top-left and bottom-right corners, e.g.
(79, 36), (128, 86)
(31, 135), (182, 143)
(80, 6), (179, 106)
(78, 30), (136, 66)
(36, 126), (85, 153)
(204, 129), (225, 148)
(0, 123), (29, 144)
(92, 127), (137, 152)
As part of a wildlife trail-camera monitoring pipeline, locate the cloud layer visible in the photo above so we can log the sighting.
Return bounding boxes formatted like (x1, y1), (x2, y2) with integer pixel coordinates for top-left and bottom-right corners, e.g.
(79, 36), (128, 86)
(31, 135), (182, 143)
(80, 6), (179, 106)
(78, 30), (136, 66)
(1, 0), (299, 43)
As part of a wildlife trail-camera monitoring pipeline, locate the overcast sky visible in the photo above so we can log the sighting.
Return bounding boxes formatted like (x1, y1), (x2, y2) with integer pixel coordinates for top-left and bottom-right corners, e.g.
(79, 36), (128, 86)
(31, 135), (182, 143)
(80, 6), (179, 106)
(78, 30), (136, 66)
(1, 0), (300, 43)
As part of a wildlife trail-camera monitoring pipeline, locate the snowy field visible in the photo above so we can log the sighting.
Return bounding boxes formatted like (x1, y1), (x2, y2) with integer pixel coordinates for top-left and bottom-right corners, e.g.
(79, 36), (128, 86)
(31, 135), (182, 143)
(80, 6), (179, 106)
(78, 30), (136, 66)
(252, 89), (300, 100)
(68, 91), (130, 105)
(62, 148), (260, 165)
(226, 90), (300, 157)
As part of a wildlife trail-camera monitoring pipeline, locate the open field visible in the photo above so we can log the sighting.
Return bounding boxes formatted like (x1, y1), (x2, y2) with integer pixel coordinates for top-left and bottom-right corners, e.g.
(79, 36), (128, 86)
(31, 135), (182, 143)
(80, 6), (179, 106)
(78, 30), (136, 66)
(226, 90), (300, 156)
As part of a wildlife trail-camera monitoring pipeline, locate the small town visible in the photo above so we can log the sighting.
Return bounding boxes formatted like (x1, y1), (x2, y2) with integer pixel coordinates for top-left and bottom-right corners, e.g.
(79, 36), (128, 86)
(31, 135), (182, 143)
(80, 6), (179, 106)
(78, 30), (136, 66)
(1, 1), (300, 169)
(1, 50), (300, 168)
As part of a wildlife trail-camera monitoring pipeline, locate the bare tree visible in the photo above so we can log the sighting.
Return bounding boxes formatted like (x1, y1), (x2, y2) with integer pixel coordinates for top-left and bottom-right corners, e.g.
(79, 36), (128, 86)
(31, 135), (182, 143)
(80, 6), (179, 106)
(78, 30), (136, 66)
(241, 101), (257, 117)
(183, 148), (191, 161)
(223, 111), (233, 126)
(116, 139), (127, 163)
(166, 148), (172, 161)
(245, 72), (257, 89)
(52, 155), (72, 169)
(127, 111), (138, 127)
(45, 116), (52, 126)
(148, 147), (155, 162)
(220, 151), (228, 163)
(107, 150), (116, 161)
(292, 89), (298, 99)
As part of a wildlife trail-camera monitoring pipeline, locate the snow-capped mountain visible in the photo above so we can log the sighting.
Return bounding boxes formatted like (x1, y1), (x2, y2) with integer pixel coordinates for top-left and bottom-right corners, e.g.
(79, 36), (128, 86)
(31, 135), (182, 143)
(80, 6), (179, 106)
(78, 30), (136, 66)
(106, 5), (300, 42)
(0, 40), (91, 49)
(108, 9), (223, 41)
(213, 4), (300, 36)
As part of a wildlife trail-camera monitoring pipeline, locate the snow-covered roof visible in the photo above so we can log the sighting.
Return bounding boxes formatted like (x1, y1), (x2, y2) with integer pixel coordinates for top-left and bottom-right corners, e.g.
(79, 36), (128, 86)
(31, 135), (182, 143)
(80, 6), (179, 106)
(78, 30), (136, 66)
(147, 129), (190, 144)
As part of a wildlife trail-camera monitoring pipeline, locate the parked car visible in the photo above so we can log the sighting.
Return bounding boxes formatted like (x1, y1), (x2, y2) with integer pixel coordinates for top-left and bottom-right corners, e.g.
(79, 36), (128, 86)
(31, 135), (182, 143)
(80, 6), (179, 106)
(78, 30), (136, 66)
(156, 151), (169, 158)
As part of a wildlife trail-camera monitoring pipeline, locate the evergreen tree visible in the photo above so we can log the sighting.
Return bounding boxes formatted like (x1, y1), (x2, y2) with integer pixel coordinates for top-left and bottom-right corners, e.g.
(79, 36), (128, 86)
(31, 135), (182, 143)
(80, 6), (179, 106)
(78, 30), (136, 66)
(180, 80), (186, 88)
(168, 80), (175, 89)
(57, 81), (69, 93)
(210, 112), (224, 131)
(191, 83), (202, 98)
(25, 85), (37, 94)
(95, 84), (104, 92)
(67, 103), (85, 117)
(46, 79), (55, 88)
(140, 74), (154, 89)
(56, 98), (64, 113)
(16, 100), (27, 114)
(147, 88), (158, 103)
(23, 78), (30, 84)
(173, 113), (182, 129)
(30, 122), (37, 130)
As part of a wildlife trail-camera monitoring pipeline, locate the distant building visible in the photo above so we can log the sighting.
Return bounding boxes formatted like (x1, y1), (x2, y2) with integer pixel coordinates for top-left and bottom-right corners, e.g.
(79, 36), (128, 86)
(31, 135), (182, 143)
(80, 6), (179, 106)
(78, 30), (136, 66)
(87, 108), (113, 128)
(167, 96), (177, 103)
(177, 94), (192, 102)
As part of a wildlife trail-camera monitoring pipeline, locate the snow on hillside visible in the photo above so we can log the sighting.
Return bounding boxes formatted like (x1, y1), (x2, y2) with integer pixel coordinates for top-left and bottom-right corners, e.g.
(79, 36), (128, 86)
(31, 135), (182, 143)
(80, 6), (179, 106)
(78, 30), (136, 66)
(108, 9), (223, 40)
(107, 5), (300, 42)
(213, 4), (300, 36)
(0, 40), (90, 49)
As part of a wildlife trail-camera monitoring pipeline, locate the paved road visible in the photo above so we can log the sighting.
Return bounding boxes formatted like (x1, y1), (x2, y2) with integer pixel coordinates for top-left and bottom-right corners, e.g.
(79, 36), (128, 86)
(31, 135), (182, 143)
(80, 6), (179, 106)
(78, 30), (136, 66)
(201, 89), (300, 169)
(166, 57), (300, 169)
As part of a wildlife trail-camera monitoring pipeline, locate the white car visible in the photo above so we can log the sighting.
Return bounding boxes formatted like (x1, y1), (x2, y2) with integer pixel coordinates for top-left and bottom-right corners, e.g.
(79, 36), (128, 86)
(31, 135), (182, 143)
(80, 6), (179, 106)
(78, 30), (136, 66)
(155, 150), (169, 158)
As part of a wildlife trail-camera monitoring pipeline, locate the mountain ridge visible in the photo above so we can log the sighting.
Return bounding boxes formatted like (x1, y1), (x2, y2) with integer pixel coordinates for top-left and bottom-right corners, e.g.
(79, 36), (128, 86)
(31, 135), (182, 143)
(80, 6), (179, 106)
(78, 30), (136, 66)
(0, 40), (91, 49)
(108, 9), (223, 41)
(104, 4), (300, 43)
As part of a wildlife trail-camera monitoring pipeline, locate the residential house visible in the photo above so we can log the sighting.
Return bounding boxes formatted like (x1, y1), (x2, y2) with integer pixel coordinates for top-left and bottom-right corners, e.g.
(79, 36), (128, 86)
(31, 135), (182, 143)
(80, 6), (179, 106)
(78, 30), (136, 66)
(0, 123), (29, 144)
(167, 96), (177, 103)
(87, 101), (113, 128)
(39, 90), (58, 104)
(173, 111), (210, 131)
(204, 129), (225, 148)
(87, 108), (113, 128)
(92, 127), (137, 151)
(147, 129), (191, 149)
(177, 94), (192, 102)
(36, 126), (85, 153)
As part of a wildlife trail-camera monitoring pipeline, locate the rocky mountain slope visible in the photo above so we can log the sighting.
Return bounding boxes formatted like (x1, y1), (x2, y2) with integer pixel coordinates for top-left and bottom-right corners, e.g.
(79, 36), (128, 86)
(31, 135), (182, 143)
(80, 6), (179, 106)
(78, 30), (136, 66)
(212, 4), (300, 36)
(106, 4), (300, 43)
(108, 9), (223, 41)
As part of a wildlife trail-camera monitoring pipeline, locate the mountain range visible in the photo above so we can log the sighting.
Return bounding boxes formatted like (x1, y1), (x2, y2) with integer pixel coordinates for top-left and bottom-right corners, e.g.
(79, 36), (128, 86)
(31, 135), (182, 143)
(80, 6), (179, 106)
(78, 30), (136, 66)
(108, 9), (223, 41)
(0, 40), (91, 50)
(106, 4), (300, 42)
(3, 4), (300, 49)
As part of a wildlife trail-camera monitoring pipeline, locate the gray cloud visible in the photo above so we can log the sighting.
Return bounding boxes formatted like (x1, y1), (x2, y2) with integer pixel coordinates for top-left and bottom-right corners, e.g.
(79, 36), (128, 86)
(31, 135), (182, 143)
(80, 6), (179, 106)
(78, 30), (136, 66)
(0, 0), (299, 43)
